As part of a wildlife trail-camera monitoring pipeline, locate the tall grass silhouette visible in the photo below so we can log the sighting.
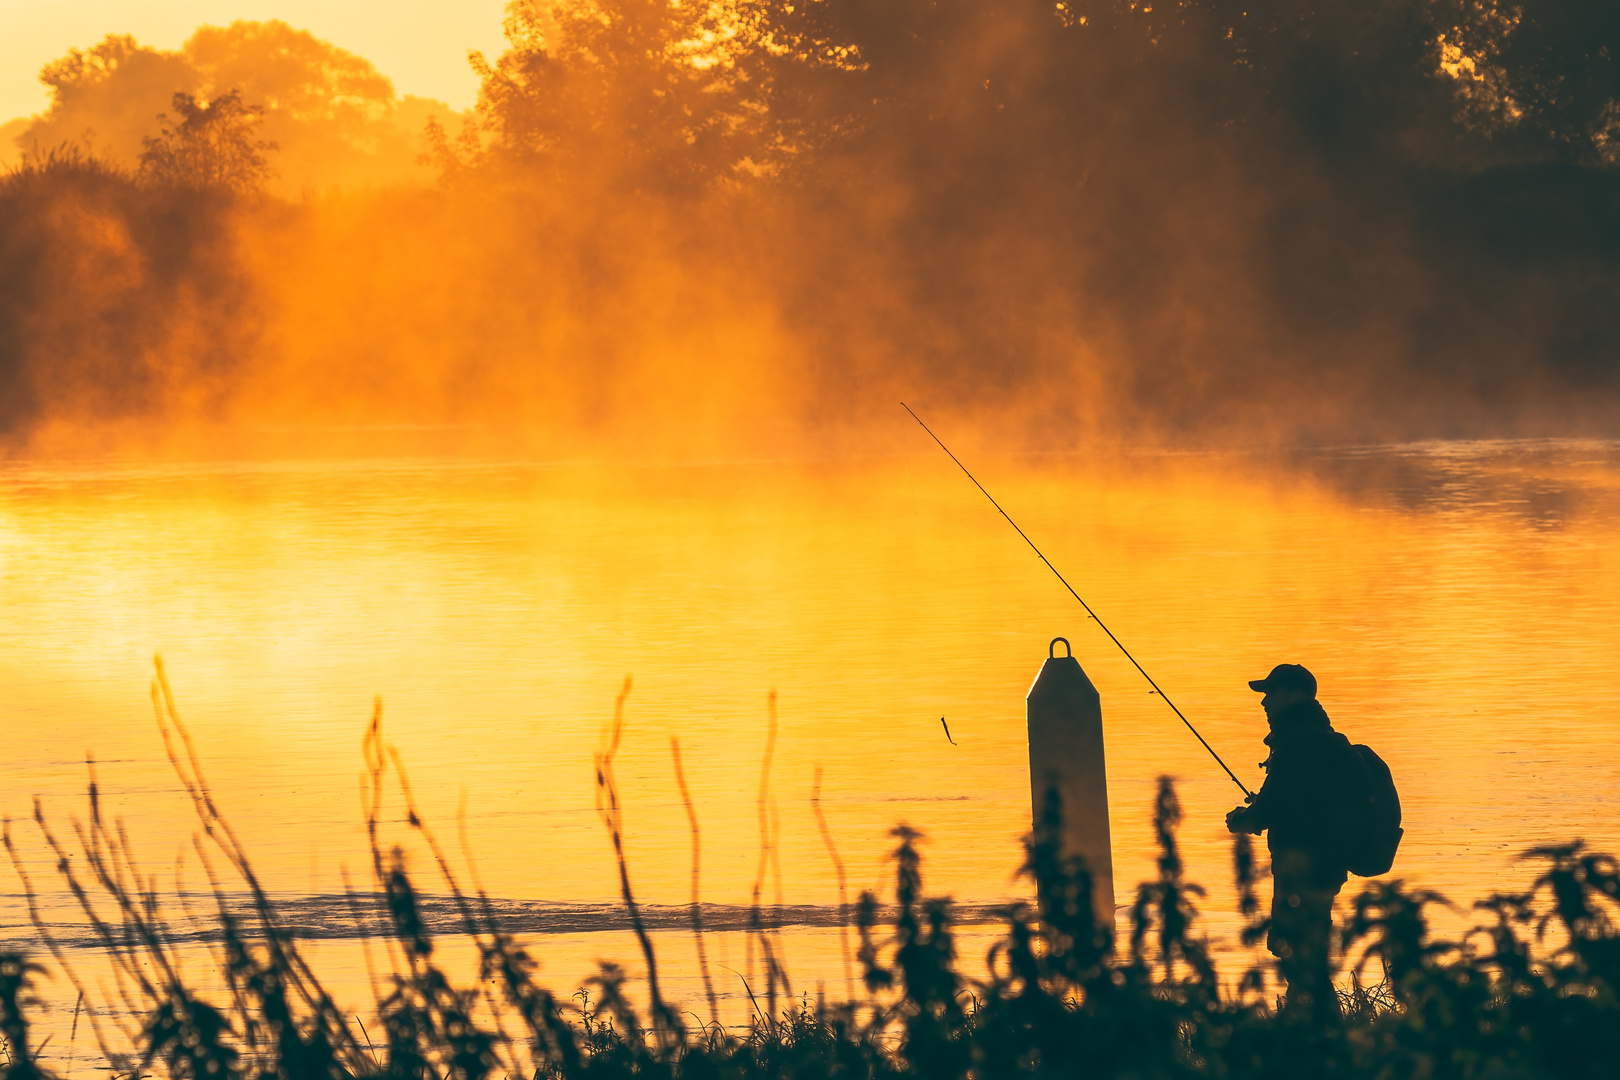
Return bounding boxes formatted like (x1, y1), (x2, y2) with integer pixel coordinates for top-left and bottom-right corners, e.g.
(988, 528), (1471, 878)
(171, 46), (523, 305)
(0, 661), (1616, 1078)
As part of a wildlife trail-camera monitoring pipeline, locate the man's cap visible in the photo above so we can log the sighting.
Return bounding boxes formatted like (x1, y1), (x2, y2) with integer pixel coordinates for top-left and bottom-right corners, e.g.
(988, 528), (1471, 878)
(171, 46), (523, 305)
(1248, 663), (1317, 696)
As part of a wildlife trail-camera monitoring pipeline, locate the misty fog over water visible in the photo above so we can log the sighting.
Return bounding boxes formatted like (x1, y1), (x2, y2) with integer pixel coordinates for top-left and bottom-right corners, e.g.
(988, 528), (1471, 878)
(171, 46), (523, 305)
(2, 2), (1620, 455)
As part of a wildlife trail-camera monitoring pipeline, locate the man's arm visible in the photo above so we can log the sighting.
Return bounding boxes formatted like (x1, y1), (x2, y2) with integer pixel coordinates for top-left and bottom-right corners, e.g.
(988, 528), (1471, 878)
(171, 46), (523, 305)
(1226, 767), (1278, 834)
(1225, 800), (1265, 834)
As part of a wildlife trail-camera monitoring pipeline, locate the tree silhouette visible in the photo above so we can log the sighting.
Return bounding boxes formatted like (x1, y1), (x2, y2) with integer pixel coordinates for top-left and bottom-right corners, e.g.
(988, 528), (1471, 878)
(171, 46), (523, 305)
(468, 0), (857, 189)
(1443, 0), (1620, 166)
(138, 90), (277, 192)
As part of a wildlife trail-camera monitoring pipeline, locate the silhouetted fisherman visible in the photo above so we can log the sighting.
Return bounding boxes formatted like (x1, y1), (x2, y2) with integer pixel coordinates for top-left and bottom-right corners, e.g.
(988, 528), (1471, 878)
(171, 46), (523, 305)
(1226, 663), (1359, 1020)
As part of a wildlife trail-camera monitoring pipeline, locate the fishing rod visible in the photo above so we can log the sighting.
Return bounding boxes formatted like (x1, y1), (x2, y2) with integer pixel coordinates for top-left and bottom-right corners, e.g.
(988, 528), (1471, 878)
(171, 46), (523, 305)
(901, 403), (1254, 799)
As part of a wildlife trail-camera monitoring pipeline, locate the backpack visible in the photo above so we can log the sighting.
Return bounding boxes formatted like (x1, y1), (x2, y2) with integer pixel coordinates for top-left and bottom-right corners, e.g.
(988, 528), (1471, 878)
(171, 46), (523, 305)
(1344, 743), (1403, 877)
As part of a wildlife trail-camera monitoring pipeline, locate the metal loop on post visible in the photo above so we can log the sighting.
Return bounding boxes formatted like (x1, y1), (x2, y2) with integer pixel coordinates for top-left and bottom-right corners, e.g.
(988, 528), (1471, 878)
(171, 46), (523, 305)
(1049, 637), (1072, 659)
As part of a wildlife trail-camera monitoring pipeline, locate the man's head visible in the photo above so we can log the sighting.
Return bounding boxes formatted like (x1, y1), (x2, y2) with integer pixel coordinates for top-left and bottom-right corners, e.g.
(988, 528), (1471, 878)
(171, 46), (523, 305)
(1249, 663), (1317, 718)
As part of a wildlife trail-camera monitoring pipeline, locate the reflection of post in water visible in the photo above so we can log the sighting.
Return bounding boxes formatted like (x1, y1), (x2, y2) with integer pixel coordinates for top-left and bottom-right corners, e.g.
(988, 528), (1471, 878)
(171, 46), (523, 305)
(1027, 637), (1115, 929)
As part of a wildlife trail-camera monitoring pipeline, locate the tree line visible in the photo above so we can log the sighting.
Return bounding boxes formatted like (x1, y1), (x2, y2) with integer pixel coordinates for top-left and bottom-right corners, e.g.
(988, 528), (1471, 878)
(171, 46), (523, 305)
(2, 0), (1619, 443)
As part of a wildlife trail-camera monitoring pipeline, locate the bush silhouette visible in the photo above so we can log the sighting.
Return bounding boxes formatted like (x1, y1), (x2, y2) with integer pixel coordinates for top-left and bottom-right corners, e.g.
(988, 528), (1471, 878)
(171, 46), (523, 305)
(2, 669), (1617, 1078)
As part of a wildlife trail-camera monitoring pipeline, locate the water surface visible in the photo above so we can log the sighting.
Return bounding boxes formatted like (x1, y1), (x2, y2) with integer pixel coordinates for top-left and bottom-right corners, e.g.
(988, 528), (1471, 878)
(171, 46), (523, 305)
(2, 439), (1616, 1029)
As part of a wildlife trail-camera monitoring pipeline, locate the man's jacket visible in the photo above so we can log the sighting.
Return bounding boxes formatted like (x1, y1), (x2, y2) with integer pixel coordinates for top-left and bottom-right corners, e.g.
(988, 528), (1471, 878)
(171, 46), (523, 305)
(1238, 699), (1362, 883)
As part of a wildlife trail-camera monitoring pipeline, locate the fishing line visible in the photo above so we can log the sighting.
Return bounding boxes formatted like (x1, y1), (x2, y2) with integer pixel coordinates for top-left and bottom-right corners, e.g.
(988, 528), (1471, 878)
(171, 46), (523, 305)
(901, 403), (1253, 798)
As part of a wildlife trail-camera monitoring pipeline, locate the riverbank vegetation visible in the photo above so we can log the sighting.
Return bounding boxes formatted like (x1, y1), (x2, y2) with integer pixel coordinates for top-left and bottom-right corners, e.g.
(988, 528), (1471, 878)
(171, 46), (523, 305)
(4, 2), (1620, 453)
(0, 671), (1615, 1079)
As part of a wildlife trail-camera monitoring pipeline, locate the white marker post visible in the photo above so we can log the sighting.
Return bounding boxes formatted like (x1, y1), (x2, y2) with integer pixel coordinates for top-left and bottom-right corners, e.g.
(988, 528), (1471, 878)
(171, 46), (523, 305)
(1027, 636), (1115, 930)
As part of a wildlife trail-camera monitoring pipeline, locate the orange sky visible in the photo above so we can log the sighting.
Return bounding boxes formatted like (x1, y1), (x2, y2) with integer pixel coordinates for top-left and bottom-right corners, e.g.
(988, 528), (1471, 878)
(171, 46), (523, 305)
(1, 0), (506, 123)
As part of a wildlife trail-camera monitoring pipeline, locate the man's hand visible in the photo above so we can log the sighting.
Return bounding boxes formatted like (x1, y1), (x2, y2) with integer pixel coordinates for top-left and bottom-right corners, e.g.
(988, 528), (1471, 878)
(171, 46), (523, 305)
(1226, 805), (1259, 834)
